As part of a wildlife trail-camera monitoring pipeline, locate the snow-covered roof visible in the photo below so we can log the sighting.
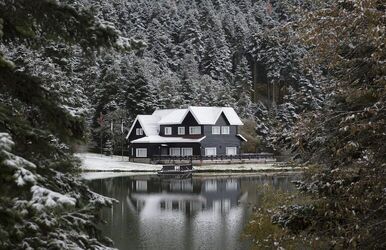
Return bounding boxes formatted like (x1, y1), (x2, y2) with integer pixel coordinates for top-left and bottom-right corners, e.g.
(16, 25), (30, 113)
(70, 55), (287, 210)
(158, 109), (189, 125)
(158, 106), (243, 125)
(131, 135), (206, 144)
(126, 115), (159, 139)
(127, 106), (243, 140)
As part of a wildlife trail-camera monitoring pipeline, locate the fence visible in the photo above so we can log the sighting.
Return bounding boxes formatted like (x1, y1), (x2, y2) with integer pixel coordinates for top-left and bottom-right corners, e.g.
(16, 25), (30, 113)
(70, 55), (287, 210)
(150, 153), (275, 163)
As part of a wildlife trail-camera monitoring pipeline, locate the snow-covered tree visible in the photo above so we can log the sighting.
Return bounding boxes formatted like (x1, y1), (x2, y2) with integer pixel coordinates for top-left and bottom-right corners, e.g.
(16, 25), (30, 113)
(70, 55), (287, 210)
(233, 57), (255, 118)
(0, 0), (132, 248)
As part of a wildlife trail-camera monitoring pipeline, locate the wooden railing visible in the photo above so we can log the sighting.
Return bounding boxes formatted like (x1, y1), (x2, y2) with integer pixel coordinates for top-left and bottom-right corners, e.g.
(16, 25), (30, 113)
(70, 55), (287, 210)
(151, 153), (275, 163)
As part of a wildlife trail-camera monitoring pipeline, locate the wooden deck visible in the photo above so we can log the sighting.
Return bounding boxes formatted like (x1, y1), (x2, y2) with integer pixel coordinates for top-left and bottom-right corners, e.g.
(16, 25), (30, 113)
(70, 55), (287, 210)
(149, 153), (276, 165)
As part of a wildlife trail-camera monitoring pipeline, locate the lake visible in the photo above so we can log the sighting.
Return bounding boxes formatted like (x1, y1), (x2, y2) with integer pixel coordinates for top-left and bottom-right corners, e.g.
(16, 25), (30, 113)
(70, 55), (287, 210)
(86, 173), (300, 250)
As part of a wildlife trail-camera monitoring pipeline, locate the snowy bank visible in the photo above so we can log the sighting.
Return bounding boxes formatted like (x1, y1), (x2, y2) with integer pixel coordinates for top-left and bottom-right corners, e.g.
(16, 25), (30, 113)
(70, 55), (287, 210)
(76, 153), (302, 173)
(76, 153), (159, 172)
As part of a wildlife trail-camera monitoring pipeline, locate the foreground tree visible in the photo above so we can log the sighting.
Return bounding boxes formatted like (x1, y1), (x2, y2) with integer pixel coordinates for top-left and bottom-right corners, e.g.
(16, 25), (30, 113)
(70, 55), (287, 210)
(0, 0), (142, 248)
(266, 1), (386, 249)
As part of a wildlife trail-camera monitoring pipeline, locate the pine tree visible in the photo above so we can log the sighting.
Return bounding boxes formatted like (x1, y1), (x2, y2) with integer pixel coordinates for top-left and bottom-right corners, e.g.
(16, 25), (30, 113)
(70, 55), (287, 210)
(180, 10), (205, 62)
(233, 57), (255, 118)
(0, 0), (127, 248)
(274, 1), (386, 248)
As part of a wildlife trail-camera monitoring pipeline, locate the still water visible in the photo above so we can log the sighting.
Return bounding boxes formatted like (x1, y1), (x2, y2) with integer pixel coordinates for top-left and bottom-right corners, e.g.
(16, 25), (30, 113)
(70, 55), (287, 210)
(86, 173), (299, 250)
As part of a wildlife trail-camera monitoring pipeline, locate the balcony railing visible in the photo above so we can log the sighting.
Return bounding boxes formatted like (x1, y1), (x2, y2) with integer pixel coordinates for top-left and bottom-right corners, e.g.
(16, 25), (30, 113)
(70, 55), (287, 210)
(150, 153), (275, 163)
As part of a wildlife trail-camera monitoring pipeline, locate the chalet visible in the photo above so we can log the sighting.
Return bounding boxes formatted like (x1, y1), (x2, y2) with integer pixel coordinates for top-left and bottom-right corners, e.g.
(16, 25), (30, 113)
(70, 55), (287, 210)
(126, 106), (247, 160)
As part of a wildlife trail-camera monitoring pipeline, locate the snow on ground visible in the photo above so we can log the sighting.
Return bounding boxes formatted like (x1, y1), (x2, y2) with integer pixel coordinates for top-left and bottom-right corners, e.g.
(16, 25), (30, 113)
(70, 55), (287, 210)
(76, 153), (302, 173)
(76, 153), (159, 172)
(81, 172), (153, 180)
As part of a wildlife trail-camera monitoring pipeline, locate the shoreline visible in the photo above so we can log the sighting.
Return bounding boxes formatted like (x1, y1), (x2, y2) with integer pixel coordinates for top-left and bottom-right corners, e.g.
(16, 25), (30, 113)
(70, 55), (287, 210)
(77, 153), (304, 173)
(81, 170), (303, 180)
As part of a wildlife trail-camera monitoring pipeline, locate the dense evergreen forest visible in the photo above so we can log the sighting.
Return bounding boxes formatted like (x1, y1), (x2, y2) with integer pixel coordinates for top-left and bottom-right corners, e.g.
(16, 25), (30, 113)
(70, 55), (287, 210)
(76, 0), (325, 152)
(0, 0), (385, 249)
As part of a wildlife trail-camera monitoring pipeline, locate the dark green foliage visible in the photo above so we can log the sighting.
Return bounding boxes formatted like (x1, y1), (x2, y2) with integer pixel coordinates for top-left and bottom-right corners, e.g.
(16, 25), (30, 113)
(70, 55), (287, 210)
(271, 0), (386, 248)
(0, 0), (123, 248)
(80, 0), (322, 153)
(0, 0), (119, 51)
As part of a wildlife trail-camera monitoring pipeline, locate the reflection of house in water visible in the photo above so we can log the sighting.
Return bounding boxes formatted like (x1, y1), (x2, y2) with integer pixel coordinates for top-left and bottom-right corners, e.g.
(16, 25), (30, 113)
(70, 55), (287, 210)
(201, 178), (241, 213)
(128, 177), (242, 215)
(88, 174), (298, 250)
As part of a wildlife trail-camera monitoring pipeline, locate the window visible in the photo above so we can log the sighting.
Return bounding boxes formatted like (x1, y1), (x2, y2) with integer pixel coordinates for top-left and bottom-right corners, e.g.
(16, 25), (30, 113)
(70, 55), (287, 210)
(189, 126), (201, 135)
(205, 147), (217, 156)
(136, 148), (147, 158)
(181, 148), (193, 156)
(170, 148), (181, 156)
(221, 126), (230, 134)
(212, 126), (221, 134)
(136, 128), (143, 135)
(226, 147), (237, 156)
(164, 127), (172, 135)
(178, 127), (185, 135)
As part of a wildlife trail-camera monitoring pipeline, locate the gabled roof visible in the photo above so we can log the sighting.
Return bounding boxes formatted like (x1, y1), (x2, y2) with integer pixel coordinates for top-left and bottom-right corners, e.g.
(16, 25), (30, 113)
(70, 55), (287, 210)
(126, 115), (159, 139)
(158, 109), (189, 125)
(126, 106), (243, 140)
(158, 106), (243, 125)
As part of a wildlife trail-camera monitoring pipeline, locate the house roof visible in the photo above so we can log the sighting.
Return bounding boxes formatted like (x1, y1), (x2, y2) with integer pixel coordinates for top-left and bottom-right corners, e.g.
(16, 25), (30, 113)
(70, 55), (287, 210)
(158, 106), (243, 125)
(127, 106), (244, 140)
(126, 115), (159, 139)
(158, 109), (189, 125)
(131, 135), (206, 144)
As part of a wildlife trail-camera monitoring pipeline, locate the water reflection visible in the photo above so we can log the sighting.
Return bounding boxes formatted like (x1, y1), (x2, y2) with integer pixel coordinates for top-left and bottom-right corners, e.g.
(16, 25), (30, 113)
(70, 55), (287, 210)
(87, 174), (298, 250)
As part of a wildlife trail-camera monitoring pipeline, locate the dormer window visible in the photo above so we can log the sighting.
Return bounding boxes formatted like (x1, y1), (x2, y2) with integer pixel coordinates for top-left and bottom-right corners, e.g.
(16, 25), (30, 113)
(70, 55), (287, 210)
(189, 126), (201, 135)
(221, 126), (230, 134)
(178, 127), (185, 135)
(164, 127), (172, 135)
(136, 128), (143, 135)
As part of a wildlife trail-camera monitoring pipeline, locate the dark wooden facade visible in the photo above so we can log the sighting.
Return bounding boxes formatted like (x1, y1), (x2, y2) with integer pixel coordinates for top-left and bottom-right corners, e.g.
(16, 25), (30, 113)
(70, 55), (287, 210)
(159, 112), (200, 136)
(128, 120), (146, 142)
(201, 113), (241, 155)
(128, 111), (244, 159)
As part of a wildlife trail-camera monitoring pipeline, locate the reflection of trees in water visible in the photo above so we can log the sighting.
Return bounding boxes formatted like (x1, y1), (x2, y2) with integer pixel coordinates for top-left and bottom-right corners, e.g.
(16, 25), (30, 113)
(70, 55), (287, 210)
(87, 175), (299, 216)
(86, 174), (298, 250)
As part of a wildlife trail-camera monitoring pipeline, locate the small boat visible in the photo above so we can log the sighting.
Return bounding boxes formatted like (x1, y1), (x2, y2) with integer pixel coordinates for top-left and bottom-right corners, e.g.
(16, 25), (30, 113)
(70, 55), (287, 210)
(157, 164), (196, 177)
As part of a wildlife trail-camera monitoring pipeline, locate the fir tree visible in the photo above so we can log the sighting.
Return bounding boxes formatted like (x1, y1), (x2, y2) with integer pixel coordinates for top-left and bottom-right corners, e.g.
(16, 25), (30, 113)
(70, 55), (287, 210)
(0, 0), (129, 248)
(233, 57), (255, 118)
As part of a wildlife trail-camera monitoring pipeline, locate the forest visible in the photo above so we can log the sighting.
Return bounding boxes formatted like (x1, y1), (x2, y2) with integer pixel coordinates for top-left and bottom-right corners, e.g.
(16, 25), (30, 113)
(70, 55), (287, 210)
(0, 0), (385, 249)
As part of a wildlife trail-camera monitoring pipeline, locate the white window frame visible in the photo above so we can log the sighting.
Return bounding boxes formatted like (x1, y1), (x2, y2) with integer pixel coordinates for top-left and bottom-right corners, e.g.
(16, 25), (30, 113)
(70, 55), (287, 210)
(181, 148), (193, 156)
(221, 126), (230, 134)
(178, 127), (185, 135)
(164, 127), (172, 135)
(136, 128), (143, 135)
(205, 147), (217, 156)
(136, 148), (147, 158)
(189, 126), (201, 135)
(170, 148), (181, 156)
(226, 147), (237, 156)
(212, 126), (221, 135)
